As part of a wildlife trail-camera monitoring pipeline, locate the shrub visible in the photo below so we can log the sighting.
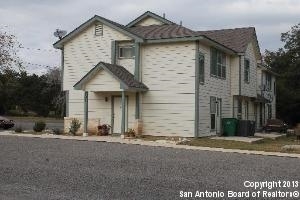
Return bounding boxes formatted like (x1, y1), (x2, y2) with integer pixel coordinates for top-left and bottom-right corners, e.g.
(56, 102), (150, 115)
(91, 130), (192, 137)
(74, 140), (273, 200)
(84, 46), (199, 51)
(52, 128), (63, 135)
(125, 128), (136, 137)
(33, 121), (46, 132)
(14, 126), (23, 133)
(69, 118), (81, 135)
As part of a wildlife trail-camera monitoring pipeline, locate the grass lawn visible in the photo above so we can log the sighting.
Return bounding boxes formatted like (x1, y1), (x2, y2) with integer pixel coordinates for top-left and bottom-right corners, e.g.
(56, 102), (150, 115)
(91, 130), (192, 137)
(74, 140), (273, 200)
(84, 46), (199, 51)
(141, 135), (300, 154)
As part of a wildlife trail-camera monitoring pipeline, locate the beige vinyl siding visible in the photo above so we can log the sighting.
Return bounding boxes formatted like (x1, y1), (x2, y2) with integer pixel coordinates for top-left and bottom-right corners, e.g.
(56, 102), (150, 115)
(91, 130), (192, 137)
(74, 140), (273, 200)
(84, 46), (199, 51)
(84, 70), (122, 92)
(63, 23), (134, 126)
(198, 44), (232, 135)
(230, 57), (240, 95)
(256, 68), (262, 92)
(240, 42), (257, 97)
(135, 17), (164, 26)
(63, 23), (132, 91)
(141, 42), (195, 137)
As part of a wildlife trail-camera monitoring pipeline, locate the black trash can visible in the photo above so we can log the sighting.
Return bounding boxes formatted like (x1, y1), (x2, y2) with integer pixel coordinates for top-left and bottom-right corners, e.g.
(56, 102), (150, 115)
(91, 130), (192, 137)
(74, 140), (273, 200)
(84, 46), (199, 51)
(237, 120), (256, 137)
(248, 121), (256, 136)
(237, 120), (249, 137)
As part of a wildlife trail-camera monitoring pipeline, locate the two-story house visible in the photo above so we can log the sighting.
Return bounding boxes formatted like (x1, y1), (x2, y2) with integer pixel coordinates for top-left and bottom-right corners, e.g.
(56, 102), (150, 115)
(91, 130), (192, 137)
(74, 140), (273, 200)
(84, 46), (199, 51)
(53, 11), (277, 137)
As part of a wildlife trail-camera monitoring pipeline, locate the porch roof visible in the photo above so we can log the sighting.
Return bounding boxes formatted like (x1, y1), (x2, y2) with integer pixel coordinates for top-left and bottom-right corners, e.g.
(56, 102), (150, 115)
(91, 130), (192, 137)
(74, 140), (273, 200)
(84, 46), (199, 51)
(73, 62), (148, 91)
(255, 94), (271, 103)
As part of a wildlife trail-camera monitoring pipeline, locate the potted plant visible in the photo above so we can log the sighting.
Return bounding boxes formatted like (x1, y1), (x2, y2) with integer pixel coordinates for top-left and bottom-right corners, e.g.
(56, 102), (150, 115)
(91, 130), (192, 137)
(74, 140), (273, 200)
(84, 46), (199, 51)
(97, 124), (111, 136)
(125, 128), (136, 138)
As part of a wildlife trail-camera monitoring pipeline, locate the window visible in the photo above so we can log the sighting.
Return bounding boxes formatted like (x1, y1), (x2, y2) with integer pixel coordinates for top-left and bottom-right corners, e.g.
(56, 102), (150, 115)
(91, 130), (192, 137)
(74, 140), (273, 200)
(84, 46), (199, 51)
(266, 73), (272, 91)
(199, 53), (205, 84)
(95, 23), (103, 36)
(244, 59), (250, 83)
(211, 48), (226, 79)
(210, 96), (216, 130)
(119, 46), (135, 59)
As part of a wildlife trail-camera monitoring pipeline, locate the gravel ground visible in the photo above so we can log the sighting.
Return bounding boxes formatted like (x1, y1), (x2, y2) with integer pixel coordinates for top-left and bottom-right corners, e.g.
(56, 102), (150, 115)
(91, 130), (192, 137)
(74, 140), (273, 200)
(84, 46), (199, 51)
(0, 136), (299, 200)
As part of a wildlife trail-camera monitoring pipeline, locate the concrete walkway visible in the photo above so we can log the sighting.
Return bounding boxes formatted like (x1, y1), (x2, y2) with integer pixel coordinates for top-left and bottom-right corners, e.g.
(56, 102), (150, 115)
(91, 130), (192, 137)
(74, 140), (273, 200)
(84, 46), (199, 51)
(211, 136), (263, 143)
(1, 131), (299, 158)
(255, 132), (285, 139)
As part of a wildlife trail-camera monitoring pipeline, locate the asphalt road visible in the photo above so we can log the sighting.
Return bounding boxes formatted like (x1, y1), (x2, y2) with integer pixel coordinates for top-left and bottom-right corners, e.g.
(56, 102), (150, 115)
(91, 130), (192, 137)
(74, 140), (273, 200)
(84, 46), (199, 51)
(0, 136), (299, 200)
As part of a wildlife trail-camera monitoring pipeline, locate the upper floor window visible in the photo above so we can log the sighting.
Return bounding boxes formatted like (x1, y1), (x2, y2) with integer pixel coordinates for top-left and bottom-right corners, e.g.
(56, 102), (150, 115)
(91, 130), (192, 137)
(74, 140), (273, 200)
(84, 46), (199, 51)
(210, 48), (226, 79)
(95, 23), (103, 36)
(244, 59), (250, 83)
(119, 45), (135, 59)
(266, 73), (272, 91)
(199, 52), (205, 84)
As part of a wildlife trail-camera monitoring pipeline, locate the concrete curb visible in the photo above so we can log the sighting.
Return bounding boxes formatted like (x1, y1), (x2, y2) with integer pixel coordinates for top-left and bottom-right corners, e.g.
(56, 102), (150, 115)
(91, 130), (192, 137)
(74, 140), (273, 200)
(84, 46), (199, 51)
(1, 132), (300, 159)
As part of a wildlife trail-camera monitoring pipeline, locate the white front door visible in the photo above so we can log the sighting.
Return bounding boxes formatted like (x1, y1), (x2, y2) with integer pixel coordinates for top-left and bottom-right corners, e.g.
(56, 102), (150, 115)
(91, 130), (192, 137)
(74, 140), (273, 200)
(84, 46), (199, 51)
(113, 96), (127, 134)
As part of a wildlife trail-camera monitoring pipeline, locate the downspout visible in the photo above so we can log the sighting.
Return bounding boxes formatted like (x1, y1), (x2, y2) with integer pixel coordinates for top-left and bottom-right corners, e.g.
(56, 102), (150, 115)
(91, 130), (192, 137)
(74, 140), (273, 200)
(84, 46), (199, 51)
(238, 55), (242, 119)
(194, 40), (200, 137)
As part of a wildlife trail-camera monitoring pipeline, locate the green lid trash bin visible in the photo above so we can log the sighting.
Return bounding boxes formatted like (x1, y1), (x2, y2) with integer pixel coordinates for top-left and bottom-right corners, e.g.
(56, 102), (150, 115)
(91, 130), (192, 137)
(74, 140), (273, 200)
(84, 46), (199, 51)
(222, 118), (238, 136)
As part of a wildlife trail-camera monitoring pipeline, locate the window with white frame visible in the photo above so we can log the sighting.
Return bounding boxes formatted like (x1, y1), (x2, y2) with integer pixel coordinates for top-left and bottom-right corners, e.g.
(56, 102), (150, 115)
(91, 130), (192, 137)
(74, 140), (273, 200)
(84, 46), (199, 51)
(211, 48), (226, 79)
(118, 45), (135, 59)
(244, 59), (250, 83)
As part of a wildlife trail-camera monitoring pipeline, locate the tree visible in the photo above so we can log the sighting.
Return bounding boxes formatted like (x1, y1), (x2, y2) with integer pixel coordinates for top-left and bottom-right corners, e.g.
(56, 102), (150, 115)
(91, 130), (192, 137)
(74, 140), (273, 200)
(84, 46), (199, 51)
(265, 23), (300, 125)
(0, 30), (21, 71)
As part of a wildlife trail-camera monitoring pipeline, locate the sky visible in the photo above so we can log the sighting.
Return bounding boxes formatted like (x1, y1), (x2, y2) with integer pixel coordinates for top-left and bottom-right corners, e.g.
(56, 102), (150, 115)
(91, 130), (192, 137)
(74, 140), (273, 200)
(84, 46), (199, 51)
(0, 0), (299, 74)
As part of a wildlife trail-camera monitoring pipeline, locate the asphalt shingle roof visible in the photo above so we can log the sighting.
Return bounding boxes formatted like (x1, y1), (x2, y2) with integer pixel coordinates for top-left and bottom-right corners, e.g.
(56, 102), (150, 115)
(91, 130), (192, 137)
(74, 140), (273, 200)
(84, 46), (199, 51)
(128, 24), (197, 40)
(101, 62), (148, 90)
(197, 27), (256, 53)
(74, 62), (148, 91)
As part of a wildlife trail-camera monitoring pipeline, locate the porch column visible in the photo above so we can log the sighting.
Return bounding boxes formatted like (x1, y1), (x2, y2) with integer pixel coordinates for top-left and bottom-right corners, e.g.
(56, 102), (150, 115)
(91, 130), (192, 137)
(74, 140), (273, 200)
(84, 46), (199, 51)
(135, 92), (140, 119)
(121, 90), (126, 134)
(83, 91), (88, 136)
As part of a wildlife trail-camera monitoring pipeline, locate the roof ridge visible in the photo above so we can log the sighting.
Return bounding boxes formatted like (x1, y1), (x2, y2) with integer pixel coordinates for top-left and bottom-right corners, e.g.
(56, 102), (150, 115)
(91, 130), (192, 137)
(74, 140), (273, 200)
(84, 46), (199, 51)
(198, 26), (255, 32)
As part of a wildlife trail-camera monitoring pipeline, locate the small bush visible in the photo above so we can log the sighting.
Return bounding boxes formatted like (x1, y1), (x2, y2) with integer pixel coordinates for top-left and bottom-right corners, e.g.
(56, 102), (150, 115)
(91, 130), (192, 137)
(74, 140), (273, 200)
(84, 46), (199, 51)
(52, 128), (63, 135)
(69, 118), (81, 135)
(15, 126), (23, 133)
(125, 128), (136, 137)
(33, 121), (46, 132)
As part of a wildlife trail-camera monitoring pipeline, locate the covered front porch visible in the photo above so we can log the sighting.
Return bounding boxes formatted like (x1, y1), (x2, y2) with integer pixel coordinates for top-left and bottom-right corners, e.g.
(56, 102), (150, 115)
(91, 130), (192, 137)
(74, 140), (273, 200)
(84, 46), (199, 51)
(73, 62), (148, 136)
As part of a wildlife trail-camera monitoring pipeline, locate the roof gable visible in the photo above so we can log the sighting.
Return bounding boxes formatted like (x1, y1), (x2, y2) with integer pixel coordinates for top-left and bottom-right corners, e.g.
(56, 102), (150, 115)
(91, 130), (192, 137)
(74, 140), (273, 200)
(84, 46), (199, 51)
(74, 62), (148, 91)
(197, 27), (258, 54)
(53, 15), (143, 49)
(126, 11), (175, 27)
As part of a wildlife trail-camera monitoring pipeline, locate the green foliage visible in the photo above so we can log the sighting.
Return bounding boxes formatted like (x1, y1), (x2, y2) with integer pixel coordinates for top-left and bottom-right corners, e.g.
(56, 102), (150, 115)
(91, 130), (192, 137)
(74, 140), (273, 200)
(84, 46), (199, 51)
(0, 30), (22, 71)
(33, 121), (46, 132)
(69, 118), (81, 135)
(0, 67), (65, 117)
(265, 23), (300, 125)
